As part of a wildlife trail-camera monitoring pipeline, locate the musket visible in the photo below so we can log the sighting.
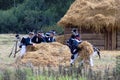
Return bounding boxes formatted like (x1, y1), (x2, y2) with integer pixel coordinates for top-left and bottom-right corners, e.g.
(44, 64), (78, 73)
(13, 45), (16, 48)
(14, 40), (18, 58)
(14, 49), (21, 58)
(9, 34), (21, 58)
(9, 43), (15, 57)
(9, 41), (21, 57)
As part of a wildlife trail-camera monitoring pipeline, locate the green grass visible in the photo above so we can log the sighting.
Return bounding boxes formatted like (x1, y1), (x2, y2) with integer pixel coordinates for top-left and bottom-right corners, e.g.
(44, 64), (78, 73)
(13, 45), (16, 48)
(0, 67), (86, 80)
(0, 63), (119, 80)
(37, 75), (86, 80)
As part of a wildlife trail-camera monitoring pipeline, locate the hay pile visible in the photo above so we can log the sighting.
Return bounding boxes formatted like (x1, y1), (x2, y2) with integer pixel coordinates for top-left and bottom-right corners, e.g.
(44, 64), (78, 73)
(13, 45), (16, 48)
(56, 35), (65, 44)
(21, 42), (71, 66)
(58, 0), (120, 31)
(78, 41), (94, 60)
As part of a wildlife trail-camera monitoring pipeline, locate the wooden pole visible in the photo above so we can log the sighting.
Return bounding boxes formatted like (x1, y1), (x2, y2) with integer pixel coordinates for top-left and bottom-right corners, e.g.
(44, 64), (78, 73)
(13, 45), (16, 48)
(111, 27), (117, 50)
(104, 32), (108, 50)
(108, 31), (110, 50)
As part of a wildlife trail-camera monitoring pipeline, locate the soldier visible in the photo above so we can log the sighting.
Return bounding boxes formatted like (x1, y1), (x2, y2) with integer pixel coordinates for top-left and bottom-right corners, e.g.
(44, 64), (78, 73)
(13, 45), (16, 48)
(45, 30), (56, 42)
(32, 31), (46, 43)
(67, 29), (82, 66)
(20, 32), (35, 58)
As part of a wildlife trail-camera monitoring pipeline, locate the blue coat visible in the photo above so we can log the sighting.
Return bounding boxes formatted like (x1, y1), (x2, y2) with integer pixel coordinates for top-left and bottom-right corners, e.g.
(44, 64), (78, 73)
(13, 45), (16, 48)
(32, 35), (46, 43)
(67, 38), (82, 54)
(45, 37), (56, 42)
(21, 37), (33, 46)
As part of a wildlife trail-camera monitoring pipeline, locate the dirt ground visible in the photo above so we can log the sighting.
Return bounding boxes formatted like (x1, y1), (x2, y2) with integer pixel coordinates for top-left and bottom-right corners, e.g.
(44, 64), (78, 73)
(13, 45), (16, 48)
(0, 34), (120, 70)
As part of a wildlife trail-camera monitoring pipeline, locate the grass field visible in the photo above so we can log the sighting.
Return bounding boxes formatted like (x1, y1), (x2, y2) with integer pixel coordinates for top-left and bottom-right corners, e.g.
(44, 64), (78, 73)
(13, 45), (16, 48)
(0, 34), (119, 69)
(0, 34), (120, 80)
(0, 34), (15, 63)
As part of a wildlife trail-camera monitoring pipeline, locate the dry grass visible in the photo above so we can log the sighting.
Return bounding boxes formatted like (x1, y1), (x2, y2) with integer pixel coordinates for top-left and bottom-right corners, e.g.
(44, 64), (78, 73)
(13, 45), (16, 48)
(0, 34), (16, 63)
(0, 34), (120, 71)
(92, 51), (120, 70)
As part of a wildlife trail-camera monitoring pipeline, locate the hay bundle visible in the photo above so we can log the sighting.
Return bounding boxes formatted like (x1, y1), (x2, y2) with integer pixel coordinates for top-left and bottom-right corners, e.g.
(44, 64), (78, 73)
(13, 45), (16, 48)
(56, 35), (65, 44)
(21, 42), (71, 67)
(78, 41), (94, 60)
(58, 0), (120, 31)
(26, 45), (39, 52)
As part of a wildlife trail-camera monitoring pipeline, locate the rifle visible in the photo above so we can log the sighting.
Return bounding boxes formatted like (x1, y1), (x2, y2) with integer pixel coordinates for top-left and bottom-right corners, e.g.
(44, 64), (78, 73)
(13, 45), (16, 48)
(9, 34), (21, 58)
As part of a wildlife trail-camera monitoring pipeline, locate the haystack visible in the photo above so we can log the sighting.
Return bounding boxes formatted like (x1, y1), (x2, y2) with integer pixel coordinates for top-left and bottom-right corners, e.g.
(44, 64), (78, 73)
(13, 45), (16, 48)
(21, 42), (71, 67)
(58, 0), (120, 31)
(78, 41), (94, 60)
(56, 35), (65, 44)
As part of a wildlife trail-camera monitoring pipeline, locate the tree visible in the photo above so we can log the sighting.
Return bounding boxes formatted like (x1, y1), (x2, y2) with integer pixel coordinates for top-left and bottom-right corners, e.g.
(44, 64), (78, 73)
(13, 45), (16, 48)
(0, 0), (74, 33)
(0, 0), (24, 10)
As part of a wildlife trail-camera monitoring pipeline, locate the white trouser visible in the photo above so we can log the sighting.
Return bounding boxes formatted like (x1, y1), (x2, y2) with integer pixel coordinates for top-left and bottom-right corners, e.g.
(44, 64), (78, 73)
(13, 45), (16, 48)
(70, 53), (78, 64)
(20, 45), (26, 57)
(79, 57), (94, 67)
(93, 51), (97, 57)
(90, 56), (93, 66)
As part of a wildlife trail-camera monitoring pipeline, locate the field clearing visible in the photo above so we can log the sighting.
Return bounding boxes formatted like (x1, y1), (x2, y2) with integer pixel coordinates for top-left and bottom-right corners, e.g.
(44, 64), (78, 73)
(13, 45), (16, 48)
(0, 34), (120, 70)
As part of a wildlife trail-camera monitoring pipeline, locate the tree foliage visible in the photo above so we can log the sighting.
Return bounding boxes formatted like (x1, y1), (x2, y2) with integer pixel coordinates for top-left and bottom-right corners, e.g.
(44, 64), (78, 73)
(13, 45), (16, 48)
(0, 0), (74, 33)
(0, 0), (24, 10)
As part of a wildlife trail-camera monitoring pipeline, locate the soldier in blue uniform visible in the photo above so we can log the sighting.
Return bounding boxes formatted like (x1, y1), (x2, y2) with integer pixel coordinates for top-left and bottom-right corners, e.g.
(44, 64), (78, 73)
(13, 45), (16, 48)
(32, 31), (46, 43)
(67, 29), (82, 66)
(20, 32), (35, 58)
(45, 30), (56, 42)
